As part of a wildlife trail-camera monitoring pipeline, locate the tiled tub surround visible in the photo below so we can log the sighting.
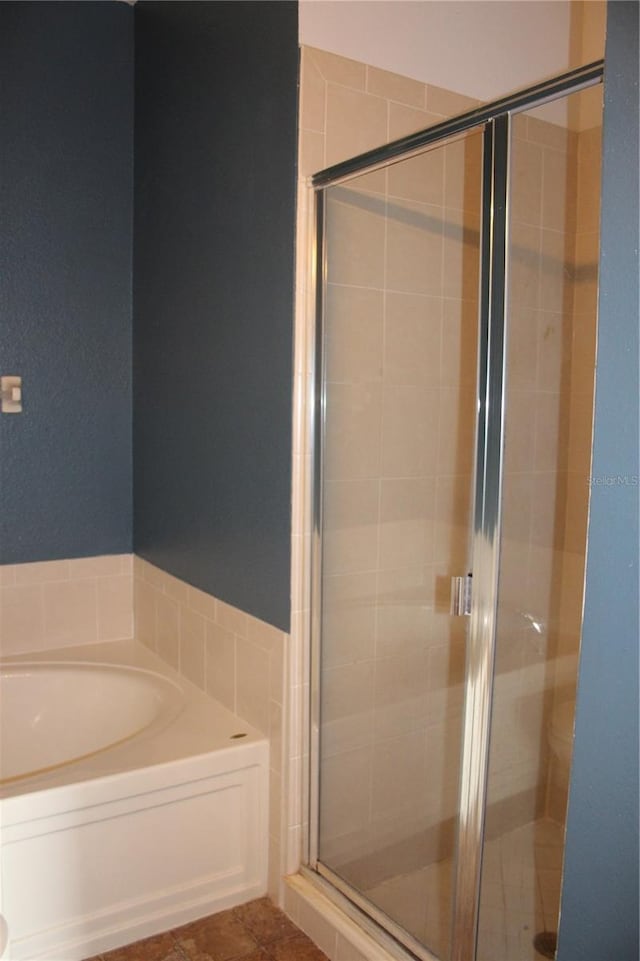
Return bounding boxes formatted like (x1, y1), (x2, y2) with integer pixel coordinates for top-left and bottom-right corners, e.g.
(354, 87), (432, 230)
(0, 640), (269, 961)
(133, 556), (288, 900)
(287, 45), (601, 961)
(0, 554), (133, 655)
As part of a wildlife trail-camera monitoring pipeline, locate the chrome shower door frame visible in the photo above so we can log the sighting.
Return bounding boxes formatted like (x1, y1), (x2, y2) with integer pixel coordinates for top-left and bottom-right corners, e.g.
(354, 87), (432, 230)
(307, 61), (604, 961)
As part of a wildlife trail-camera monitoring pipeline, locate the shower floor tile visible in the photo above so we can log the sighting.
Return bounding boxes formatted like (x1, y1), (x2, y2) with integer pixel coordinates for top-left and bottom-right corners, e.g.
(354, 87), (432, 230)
(364, 817), (564, 961)
(91, 898), (329, 961)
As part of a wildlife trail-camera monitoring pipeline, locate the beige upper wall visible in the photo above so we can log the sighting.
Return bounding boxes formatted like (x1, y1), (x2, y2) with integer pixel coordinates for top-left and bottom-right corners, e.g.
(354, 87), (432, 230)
(300, 0), (605, 125)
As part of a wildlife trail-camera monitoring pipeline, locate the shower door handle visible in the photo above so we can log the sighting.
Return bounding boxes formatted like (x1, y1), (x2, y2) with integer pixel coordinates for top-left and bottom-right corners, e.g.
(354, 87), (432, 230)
(450, 574), (473, 616)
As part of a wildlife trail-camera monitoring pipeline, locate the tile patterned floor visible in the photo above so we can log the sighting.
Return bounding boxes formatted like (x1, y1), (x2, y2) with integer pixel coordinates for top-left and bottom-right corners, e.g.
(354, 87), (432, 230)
(366, 817), (564, 961)
(86, 822), (563, 961)
(86, 898), (330, 961)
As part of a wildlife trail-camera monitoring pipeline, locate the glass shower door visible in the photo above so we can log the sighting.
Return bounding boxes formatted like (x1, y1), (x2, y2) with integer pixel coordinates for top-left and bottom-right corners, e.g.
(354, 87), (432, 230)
(476, 86), (603, 961)
(315, 129), (483, 960)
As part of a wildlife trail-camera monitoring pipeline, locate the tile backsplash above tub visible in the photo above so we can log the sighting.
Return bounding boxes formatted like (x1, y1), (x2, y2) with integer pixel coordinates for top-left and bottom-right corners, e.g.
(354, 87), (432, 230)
(133, 556), (286, 739)
(0, 554), (133, 656)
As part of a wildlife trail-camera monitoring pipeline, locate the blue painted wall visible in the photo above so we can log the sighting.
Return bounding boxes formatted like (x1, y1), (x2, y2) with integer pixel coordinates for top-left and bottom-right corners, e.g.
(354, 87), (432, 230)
(0, 1), (134, 563)
(133, 1), (298, 631)
(558, 3), (639, 958)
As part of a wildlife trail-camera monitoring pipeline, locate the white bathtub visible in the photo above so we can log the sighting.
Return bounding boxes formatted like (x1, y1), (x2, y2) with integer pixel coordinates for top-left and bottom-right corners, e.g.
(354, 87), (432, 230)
(0, 641), (269, 961)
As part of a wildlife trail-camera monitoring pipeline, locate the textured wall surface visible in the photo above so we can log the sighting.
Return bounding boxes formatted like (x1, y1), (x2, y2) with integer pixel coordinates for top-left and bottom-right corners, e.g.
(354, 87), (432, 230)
(133, 1), (298, 631)
(0, 2), (134, 563)
(558, 2), (639, 958)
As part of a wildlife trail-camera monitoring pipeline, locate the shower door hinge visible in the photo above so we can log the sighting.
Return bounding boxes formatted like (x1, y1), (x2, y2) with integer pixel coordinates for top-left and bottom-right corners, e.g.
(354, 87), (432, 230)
(450, 573), (473, 616)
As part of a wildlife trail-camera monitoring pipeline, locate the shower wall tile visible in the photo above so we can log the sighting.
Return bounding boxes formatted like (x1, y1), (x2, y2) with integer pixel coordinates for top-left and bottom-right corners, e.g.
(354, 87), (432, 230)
(308, 47), (367, 92)
(387, 147), (445, 206)
(509, 222), (542, 308)
(507, 308), (539, 390)
(425, 83), (480, 117)
(387, 102), (442, 141)
(366, 65), (425, 109)
(323, 382), (383, 480)
(442, 206), (481, 299)
(320, 747), (372, 843)
(433, 476), (472, 568)
(567, 389), (596, 475)
(576, 125), (603, 231)
(378, 477), (436, 570)
(326, 194), (386, 288)
(0, 554), (133, 655)
(385, 199), (444, 295)
(373, 650), (430, 740)
(321, 660), (374, 756)
(371, 731), (429, 821)
(443, 130), (483, 210)
(300, 53), (326, 134)
(290, 45), (601, 898)
(564, 474), (590, 555)
(322, 571), (376, 669)
(511, 139), (543, 226)
(540, 228), (574, 313)
(542, 147), (577, 231)
(325, 85), (388, 167)
(381, 385), (440, 477)
(300, 129), (325, 178)
(441, 297), (479, 388)
(525, 115), (571, 152)
(436, 387), (476, 475)
(536, 311), (571, 393)
(295, 48), (487, 876)
(324, 285), (384, 383)
(533, 392), (569, 473)
(375, 565), (436, 658)
(322, 478), (379, 575)
(383, 292), (442, 386)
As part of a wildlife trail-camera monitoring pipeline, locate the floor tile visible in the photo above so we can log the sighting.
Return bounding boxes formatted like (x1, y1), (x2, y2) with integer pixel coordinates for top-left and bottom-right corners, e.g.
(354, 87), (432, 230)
(233, 898), (300, 946)
(175, 910), (258, 961)
(267, 935), (331, 961)
(102, 933), (184, 961)
(363, 816), (564, 961)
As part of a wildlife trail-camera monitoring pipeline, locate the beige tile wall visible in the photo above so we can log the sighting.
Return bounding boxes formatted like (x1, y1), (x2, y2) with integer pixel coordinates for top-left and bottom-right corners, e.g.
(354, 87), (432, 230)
(0, 554), (133, 655)
(318, 132), (482, 875)
(132, 556), (287, 899)
(490, 114), (581, 816)
(291, 45), (486, 886)
(289, 47), (602, 901)
(490, 92), (601, 824)
(548, 110), (602, 820)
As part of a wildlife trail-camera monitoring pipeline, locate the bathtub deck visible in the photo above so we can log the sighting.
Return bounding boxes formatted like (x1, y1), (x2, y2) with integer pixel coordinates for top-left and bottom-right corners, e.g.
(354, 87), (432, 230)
(1, 640), (270, 961)
(88, 898), (328, 961)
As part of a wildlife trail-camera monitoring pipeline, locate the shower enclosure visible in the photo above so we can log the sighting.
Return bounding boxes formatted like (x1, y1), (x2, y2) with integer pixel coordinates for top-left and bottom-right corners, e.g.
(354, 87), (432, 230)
(307, 63), (603, 961)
